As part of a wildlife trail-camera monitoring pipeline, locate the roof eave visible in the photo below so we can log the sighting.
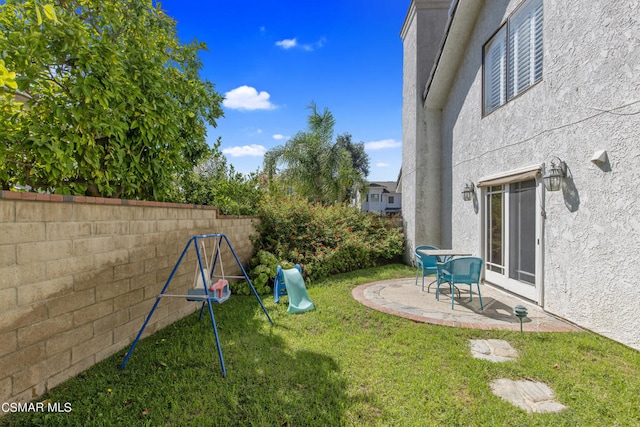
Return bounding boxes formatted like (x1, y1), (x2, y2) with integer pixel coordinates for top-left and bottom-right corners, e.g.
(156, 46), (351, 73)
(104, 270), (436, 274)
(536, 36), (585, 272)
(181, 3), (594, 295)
(423, 0), (484, 110)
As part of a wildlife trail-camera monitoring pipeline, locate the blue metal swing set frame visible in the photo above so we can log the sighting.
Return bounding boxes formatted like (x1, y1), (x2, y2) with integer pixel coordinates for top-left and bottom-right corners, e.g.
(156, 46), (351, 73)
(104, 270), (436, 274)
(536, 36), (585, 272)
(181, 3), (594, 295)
(119, 233), (272, 376)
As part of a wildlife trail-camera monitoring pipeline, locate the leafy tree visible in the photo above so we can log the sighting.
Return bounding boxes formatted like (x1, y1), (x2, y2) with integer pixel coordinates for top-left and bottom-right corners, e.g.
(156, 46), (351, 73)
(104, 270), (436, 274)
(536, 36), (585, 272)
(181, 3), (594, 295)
(0, 0), (223, 199)
(335, 133), (369, 177)
(173, 138), (265, 215)
(335, 132), (369, 201)
(263, 102), (365, 204)
(0, 59), (17, 90)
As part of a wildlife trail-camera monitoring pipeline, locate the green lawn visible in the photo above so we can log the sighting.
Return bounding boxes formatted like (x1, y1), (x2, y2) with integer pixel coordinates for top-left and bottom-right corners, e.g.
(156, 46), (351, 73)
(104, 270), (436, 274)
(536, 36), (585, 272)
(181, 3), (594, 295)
(3, 264), (640, 426)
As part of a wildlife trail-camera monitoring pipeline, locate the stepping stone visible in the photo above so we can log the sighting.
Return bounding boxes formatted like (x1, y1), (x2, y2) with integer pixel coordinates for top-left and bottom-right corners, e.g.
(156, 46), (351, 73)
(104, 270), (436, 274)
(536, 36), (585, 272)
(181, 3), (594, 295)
(490, 379), (567, 413)
(469, 339), (518, 362)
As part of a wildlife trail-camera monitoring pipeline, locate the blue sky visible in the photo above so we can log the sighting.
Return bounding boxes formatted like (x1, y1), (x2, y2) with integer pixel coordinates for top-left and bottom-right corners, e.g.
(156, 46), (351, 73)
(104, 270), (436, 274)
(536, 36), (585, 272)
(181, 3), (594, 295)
(158, 0), (409, 182)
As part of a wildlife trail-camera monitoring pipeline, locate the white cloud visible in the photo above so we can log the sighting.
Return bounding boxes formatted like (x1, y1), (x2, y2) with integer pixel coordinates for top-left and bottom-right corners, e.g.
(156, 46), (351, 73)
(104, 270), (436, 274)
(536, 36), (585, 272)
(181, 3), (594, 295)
(223, 86), (276, 111)
(365, 139), (402, 150)
(277, 37), (325, 51)
(272, 134), (289, 140)
(275, 38), (297, 49)
(304, 37), (326, 51)
(376, 162), (390, 167)
(222, 144), (267, 158)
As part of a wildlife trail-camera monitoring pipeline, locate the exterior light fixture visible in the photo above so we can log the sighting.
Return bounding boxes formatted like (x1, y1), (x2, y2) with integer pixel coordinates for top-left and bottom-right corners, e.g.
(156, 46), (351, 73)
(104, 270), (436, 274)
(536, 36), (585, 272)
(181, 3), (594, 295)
(462, 181), (475, 201)
(543, 157), (567, 192)
(514, 305), (528, 332)
(591, 150), (608, 166)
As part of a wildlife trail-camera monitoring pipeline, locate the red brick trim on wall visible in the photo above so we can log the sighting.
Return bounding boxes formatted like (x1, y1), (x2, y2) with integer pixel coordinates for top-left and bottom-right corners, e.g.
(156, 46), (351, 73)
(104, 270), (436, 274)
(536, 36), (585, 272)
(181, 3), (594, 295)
(0, 190), (219, 210)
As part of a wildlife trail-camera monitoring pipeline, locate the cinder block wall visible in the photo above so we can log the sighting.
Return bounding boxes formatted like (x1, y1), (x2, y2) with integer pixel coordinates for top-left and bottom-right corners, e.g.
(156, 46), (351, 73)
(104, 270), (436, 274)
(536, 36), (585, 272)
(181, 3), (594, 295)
(0, 192), (258, 404)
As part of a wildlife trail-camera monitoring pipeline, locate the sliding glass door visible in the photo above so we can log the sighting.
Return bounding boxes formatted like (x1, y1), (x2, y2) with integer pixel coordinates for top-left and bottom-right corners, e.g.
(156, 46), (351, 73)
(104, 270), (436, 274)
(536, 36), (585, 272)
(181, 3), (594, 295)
(484, 179), (541, 302)
(509, 180), (536, 284)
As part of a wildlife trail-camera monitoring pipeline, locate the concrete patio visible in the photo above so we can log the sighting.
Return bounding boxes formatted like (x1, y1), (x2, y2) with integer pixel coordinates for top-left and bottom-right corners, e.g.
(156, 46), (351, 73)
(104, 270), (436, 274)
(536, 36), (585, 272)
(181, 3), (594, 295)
(352, 278), (581, 332)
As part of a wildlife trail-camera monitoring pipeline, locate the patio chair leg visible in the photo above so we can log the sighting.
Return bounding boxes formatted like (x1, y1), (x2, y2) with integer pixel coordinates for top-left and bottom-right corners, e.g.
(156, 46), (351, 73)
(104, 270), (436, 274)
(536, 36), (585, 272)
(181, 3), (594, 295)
(451, 285), (455, 310)
(426, 279), (437, 293)
(437, 281), (459, 301)
(477, 282), (484, 310)
(452, 284), (460, 299)
(449, 284), (461, 310)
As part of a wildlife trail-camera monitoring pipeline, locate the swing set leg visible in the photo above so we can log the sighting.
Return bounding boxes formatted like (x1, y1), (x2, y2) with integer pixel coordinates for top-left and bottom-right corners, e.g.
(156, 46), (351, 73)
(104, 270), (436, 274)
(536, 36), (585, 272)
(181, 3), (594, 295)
(120, 295), (162, 369)
(220, 235), (273, 324)
(120, 238), (194, 370)
(198, 302), (206, 321)
(194, 300), (225, 375)
(206, 300), (226, 377)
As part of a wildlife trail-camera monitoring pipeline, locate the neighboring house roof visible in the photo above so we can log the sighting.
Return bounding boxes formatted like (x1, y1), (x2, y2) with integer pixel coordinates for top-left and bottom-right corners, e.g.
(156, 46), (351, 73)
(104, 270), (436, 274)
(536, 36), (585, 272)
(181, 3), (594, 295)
(368, 181), (400, 194)
(423, 0), (483, 109)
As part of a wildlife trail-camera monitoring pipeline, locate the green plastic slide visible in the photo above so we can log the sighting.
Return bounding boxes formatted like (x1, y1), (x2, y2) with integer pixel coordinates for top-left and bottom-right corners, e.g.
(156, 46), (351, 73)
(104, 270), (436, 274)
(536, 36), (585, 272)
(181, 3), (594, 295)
(278, 266), (315, 314)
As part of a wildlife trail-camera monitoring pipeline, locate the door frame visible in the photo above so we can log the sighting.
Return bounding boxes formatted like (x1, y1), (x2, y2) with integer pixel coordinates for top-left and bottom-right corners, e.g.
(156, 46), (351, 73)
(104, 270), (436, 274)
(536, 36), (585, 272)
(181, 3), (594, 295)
(478, 171), (545, 305)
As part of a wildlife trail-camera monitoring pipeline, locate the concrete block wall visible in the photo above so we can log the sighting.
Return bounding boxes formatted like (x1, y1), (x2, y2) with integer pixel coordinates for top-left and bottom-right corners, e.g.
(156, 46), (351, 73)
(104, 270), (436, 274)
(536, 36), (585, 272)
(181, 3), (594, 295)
(0, 192), (257, 404)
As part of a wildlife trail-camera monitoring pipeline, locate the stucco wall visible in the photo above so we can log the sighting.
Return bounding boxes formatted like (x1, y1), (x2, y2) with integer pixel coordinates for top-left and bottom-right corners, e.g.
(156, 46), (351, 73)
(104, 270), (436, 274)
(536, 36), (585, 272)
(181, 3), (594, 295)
(0, 192), (258, 403)
(439, 0), (640, 348)
(401, 0), (451, 262)
(401, 6), (420, 262)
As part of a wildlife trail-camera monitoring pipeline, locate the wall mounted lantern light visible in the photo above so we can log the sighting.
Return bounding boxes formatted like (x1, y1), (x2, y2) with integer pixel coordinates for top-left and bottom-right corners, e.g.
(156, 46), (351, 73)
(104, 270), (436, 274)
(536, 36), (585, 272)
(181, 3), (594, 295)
(543, 157), (567, 192)
(462, 181), (475, 201)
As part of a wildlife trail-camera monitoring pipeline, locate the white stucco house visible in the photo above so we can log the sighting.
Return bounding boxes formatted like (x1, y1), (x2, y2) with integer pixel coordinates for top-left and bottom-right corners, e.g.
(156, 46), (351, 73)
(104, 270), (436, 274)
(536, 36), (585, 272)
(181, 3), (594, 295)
(401, 0), (640, 349)
(360, 181), (402, 215)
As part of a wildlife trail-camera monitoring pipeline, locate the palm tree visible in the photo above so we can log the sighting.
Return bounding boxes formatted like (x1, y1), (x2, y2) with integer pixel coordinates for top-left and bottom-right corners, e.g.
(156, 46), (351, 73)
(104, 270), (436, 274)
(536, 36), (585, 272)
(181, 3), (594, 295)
(264, 102), (363, 204)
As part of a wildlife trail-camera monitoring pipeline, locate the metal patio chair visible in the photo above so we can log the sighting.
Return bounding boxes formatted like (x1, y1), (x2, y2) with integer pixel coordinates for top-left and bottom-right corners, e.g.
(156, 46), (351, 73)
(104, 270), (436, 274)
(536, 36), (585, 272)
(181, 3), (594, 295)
(436, 257), (484, 310)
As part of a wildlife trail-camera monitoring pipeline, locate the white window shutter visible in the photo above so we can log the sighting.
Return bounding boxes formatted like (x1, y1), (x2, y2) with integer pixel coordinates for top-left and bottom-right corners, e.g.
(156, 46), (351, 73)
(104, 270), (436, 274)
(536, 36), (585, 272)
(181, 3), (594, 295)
(482, 0), (543, 114)
(484, 27), (507, 113)
(508, 0), (543, 99)
(533, 1), (544, 82)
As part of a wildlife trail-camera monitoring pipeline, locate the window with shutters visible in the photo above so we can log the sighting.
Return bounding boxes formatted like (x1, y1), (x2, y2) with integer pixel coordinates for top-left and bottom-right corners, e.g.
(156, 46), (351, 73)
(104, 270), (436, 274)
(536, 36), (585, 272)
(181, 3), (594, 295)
(483, 0), (543, 115)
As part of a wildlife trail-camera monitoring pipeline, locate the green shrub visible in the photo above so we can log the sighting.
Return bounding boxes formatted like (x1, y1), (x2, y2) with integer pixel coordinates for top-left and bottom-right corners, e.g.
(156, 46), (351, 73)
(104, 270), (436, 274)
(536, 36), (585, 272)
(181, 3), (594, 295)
(231, 250), (294, 295)
(252, 196), (404, 281)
